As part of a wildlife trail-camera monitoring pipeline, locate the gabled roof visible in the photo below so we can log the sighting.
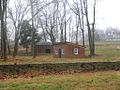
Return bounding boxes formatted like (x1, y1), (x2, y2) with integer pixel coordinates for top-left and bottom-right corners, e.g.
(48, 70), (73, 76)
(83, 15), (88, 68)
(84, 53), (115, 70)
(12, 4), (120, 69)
(53, 42), (85, 48)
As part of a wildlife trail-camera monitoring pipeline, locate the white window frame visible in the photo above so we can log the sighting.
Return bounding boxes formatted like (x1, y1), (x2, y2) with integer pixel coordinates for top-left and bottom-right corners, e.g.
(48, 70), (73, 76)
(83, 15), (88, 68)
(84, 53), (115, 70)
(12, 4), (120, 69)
(61, 49), (64, 55)
(74, 48), (79, 55)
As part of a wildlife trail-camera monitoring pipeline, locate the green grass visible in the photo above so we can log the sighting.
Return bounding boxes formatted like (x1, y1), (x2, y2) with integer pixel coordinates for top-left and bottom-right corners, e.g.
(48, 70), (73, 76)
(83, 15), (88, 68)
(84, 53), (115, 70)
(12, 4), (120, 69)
(1, 71), (120, 90)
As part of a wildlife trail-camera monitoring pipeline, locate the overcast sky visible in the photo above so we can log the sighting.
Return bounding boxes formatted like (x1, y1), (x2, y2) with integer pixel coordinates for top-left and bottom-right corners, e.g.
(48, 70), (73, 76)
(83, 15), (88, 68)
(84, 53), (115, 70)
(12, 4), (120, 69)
(9, 0), (120, 30)
(96, 0), (120, 29)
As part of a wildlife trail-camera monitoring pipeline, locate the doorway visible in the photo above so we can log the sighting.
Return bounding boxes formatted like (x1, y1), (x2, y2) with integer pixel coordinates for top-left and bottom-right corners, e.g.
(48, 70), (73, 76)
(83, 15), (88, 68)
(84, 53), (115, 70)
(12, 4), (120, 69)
(59, 49), (62, 58)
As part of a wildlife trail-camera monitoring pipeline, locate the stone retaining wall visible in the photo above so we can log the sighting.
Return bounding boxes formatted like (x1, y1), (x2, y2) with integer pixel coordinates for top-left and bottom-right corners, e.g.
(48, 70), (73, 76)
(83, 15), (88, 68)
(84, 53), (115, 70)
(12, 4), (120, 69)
(0, 62), (120, 75)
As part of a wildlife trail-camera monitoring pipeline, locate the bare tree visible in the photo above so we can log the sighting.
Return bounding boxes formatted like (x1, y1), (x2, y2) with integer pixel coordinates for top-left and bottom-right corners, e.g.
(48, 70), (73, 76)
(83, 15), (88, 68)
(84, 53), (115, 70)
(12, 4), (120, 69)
(38, 17), (47, 42)
(68, 16), (72, 42)
(37, 0), (59, 44)
(68, 0), (97, 56)
(79, 0), (85, 46)
(0, 0), (8, 60)
(63, 0), (67, 42)
(6, 0), (97, 58)
(75, 14), (79, 44)
(8, 0), (30, 57)
(58, 10), (64, 42)
(26, 0), (55, 57)
(57, 0), (70, 42)
(29, 0), (36, 58)
(67, 0), (85, 46)
(91, 0), (96, 55)
(83, 0), (97, 56)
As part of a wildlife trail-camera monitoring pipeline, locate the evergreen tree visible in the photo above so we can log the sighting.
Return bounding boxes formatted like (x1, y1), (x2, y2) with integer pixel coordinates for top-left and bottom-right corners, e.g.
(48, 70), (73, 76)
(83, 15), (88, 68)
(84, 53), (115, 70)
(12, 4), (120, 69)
(20, 20), (41, 54)
(20, 20), (32, 53)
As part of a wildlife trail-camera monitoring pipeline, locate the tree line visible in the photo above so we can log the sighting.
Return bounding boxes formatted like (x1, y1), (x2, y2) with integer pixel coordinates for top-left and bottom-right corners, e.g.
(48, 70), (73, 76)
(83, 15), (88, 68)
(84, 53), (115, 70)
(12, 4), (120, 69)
(0, 0), (97, 60)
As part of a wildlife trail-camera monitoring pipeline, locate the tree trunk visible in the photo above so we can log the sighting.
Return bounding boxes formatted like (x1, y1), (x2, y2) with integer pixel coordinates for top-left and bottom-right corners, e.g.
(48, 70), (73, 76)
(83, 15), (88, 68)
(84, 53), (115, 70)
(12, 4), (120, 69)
(60, 23), (64, 42)
(43, 28), (47, 42)
(13, 39), (18, 58)
(76, 25), (79, 44)
(81, 29), (85, 47)
(31, 29), (35, 58)
(91, 0), (96, 56)
(31, 1), (35, 58)
(3, 23), (7, 60)
(39, 18), (47, 42)
(83, 0), (96, 57)
(1, 14), (7, 60)
(91, 23), (95, 55)
(76, 15), (79, 44)
(86, 15), (93, 57)
(1, 16), (4, 59)
(64, 0), (66, 43)
(7, 42), (11, 55)
(3, 1), (8, 60)
(68, 17), (72, 42)
(64, 21), (66, 42)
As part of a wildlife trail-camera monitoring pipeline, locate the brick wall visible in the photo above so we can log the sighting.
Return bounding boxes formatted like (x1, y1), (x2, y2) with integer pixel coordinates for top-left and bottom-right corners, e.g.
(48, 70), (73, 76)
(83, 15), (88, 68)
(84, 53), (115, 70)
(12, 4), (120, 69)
(53, 44), (85, 58)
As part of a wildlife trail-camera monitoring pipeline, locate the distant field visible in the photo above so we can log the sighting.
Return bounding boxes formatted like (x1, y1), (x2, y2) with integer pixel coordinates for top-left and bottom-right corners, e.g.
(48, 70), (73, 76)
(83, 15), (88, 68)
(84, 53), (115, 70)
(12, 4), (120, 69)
(95, 41), (120, 45)
(0, 41), (120, 64)
(0, 71), (120, 90)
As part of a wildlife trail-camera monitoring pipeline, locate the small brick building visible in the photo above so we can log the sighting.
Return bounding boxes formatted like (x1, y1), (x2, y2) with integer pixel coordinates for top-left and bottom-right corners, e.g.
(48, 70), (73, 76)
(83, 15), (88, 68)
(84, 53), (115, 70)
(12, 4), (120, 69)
(35, 42), (53, 54)
(53, 42), (85, 58)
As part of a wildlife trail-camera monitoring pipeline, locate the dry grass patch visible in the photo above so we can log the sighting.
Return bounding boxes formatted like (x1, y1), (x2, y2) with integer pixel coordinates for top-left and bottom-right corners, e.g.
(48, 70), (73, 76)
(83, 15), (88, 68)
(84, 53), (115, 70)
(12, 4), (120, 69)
(0, 71), (120, 90)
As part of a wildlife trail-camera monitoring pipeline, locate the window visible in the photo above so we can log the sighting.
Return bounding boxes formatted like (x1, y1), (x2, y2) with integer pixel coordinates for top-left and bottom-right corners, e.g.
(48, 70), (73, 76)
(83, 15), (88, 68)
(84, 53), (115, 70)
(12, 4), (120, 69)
(46, 49), (51, 53)
(55, 50), (58, 55)
(61, 49), (64, 55)
(74, 48), (79, 55)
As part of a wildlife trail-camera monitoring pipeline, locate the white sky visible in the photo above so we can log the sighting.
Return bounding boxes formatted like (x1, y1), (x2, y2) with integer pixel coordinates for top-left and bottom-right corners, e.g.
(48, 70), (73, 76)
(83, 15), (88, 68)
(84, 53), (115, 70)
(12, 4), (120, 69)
(8, 0), (120, 30)
(96, 0), (120, 29)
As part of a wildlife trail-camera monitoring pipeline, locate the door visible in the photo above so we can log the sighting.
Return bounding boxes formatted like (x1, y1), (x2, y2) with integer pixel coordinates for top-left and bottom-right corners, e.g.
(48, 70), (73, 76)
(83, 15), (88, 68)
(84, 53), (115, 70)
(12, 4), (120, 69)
(59, 49), (62, 58)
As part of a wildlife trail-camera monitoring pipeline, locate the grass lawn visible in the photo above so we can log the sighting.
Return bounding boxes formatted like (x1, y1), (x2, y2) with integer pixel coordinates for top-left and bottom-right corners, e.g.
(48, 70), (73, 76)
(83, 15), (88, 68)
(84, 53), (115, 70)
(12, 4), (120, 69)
(0, 71), (120, 90)
(1, 41), (120, 65)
